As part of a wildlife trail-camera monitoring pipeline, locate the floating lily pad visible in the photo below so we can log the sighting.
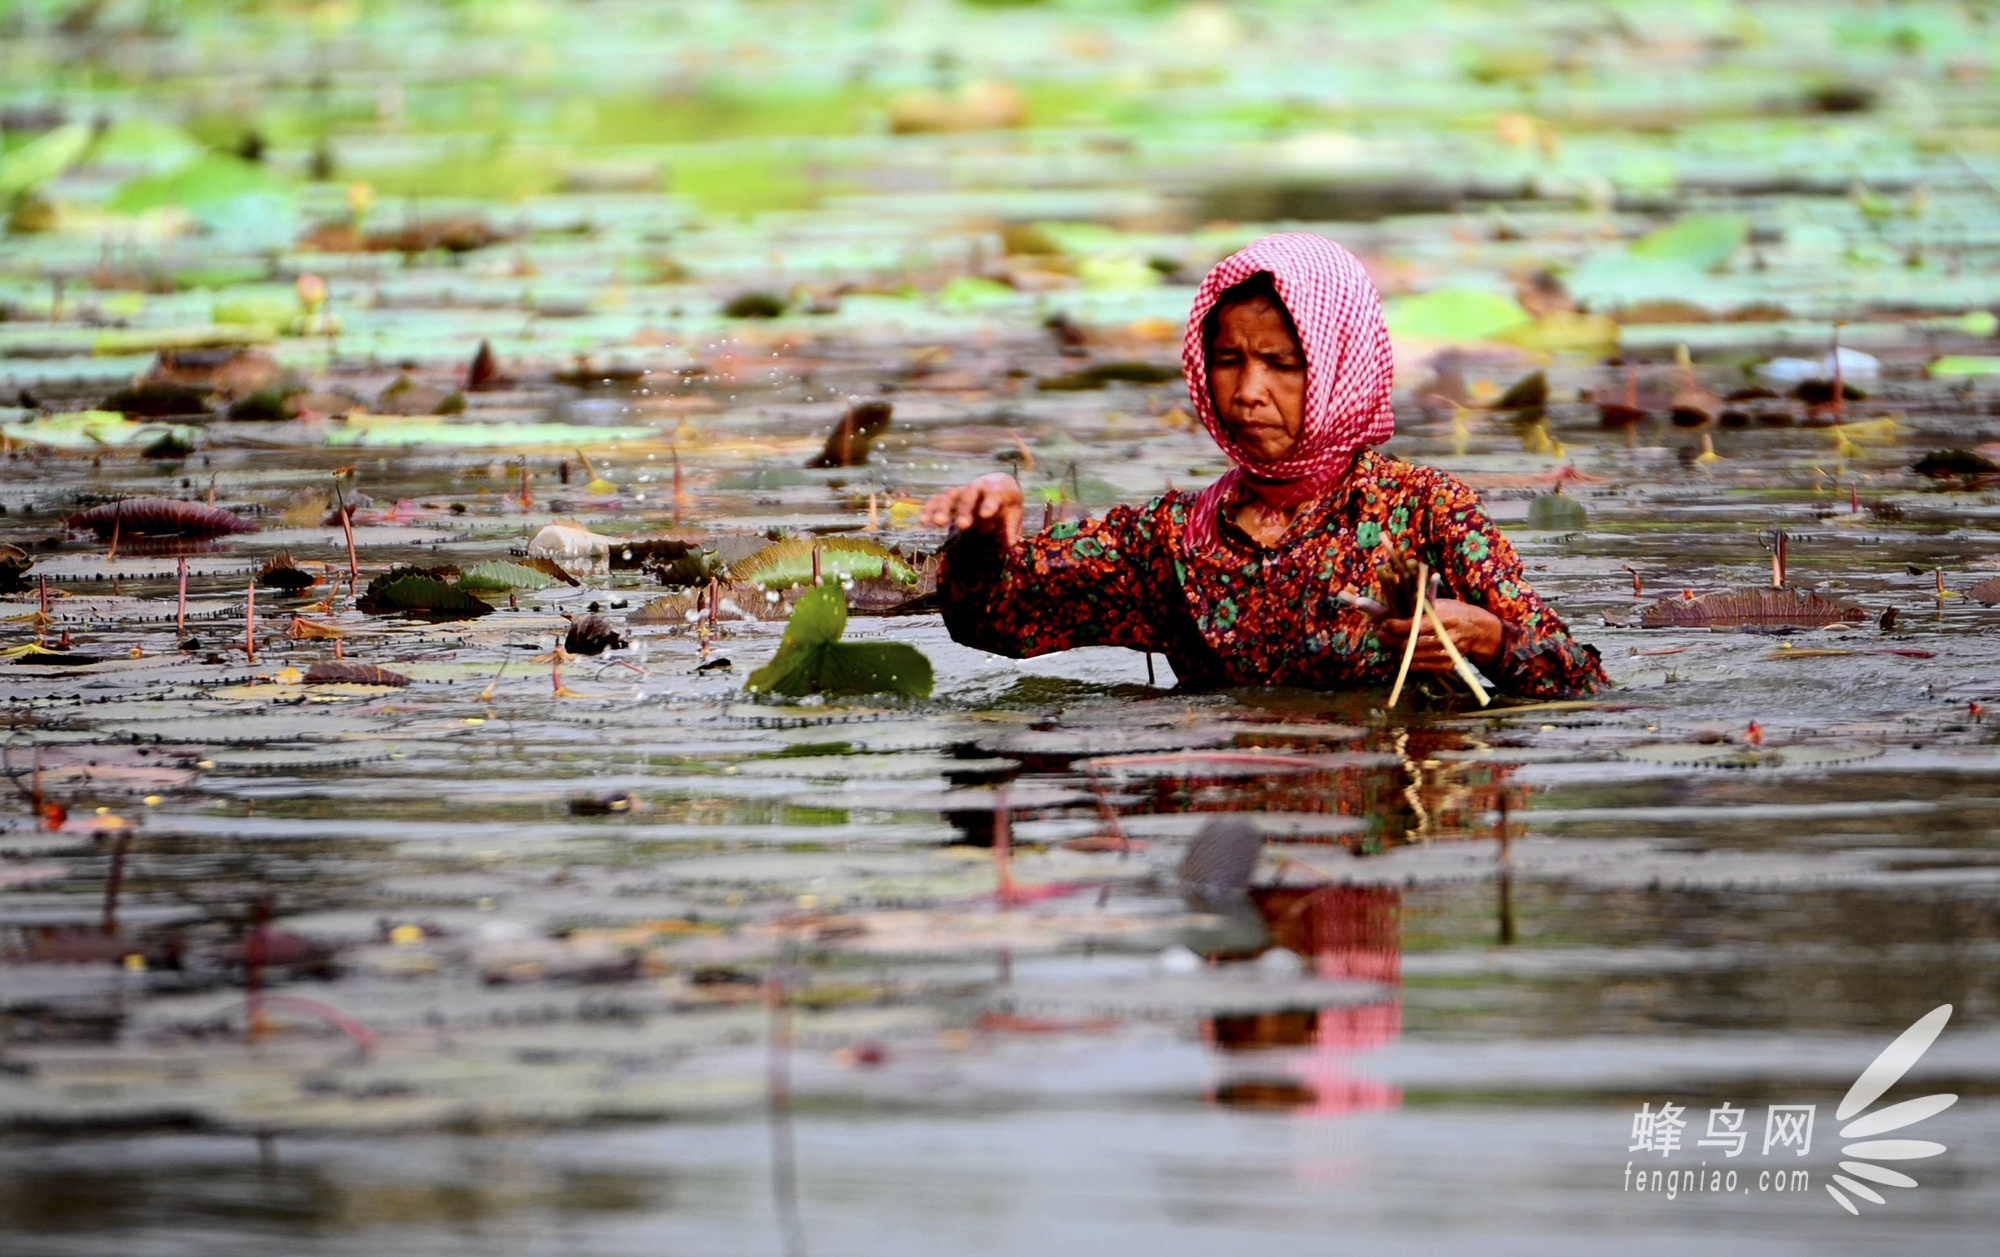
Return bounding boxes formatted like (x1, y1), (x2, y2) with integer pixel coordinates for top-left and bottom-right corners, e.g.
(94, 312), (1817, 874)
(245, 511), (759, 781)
(1620, 742), (1882, 769)
(1927, 356), (2000, 378)
(987, 726), (1235, 762)
(106, 714), (391, 744)
(1638, 589), (1868, 628)
(0, 122), (92, 197)
(1, 411), (202, 452)
(257, 552), (317, 592)
(199, 743), (398, 772)
(303, 662), (411, 687)
(356, 569), (493, 621)
(1762, 746), (1884, 767)
(67, 497), (256, 538)
(745, 585), (933, 699)
(1628, 212), (1750, 270)
(1036, 360), (1182, 391)
(1525, 493), (1588, 530)
(730, 538), (918, 589)
(1912, 449), (2000, 478)
(1620, 743), (1759, 767)
(457, 560), (559, 592)
(107, 153), (287, 215)
(1385, 288), (1531, 342)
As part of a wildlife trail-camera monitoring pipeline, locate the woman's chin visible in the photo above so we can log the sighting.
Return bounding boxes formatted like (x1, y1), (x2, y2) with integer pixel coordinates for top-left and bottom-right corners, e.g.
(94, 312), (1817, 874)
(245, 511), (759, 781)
(1233, 438), (1297, 464)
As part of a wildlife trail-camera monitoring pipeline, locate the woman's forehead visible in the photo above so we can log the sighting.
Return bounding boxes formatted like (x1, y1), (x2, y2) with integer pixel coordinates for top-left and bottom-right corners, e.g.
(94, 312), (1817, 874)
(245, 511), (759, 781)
(1214, 296), (1299, 340)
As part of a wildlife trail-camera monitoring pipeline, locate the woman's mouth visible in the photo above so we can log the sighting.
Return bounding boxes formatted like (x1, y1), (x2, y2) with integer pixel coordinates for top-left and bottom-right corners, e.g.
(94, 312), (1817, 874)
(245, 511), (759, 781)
(1231, 423), (1286, 441)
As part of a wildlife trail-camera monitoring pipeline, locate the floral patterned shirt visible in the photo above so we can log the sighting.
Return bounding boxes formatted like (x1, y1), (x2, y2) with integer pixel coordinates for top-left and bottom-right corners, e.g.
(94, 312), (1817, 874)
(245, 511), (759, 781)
(938, 449), (1607, 698)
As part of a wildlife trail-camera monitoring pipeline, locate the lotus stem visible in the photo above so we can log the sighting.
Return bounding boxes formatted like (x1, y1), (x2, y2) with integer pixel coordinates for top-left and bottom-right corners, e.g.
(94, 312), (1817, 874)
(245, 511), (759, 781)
(102, 829), (130, 935)
(333, 475), (359, 583)
(1422, 595), (1492, 707)
(245, 897), (270, 1041)
(1832, 321), (1846, 419)
(993, 786), (1016, 908)
(1387, 561), (1430, 709)
(255, 993), (376, 1058)
(477, 659), (508, 702)
(1337, 590), (1390, 619)
(671, 443), (686, 523)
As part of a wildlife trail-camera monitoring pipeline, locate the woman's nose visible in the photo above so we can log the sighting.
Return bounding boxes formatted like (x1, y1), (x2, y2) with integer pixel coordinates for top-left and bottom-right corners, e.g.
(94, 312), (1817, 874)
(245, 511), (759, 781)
(1234, 363), (1275, 408)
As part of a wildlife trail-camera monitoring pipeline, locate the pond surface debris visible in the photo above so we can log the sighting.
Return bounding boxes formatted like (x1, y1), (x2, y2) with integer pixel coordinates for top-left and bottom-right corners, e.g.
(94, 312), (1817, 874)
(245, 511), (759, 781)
(3, 1), (2000, 1250)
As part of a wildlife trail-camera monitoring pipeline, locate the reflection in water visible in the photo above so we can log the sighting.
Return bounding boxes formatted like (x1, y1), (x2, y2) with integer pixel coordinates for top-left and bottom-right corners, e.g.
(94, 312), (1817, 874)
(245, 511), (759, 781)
(1204, 885), (1406, 1117)
(1178, 725), (1526, 1116)
(1254, 885), (1403, 984)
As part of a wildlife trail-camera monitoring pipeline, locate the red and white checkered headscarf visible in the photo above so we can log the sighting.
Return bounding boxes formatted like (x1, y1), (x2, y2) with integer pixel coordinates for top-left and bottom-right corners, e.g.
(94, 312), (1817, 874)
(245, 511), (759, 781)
(1181, 232), (1395, 555)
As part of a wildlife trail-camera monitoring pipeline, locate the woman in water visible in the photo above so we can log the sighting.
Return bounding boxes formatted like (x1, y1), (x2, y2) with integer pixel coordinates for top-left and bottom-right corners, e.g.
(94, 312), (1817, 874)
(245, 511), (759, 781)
(920, 232), (1606, 698)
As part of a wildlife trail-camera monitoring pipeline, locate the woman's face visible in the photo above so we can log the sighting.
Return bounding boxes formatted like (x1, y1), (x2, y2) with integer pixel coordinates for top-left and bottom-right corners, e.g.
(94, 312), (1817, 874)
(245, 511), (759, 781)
(1207, 296), (1307, 463)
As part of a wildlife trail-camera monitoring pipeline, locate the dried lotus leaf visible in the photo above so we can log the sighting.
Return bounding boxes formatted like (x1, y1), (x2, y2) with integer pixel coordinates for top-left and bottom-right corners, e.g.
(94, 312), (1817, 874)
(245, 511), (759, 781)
(303, 662), (411, 687)
(563, 613), (628, 656)
(629, 592), (702, 625)
(1638, 588), (1867, 628)
(67, 497), (256, 538)
(257, 551), (317, 592)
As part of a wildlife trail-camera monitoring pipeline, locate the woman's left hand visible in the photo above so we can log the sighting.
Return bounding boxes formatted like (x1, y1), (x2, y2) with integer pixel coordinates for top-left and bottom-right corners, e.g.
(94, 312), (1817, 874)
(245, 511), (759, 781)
(1377, 598), (1504, 671)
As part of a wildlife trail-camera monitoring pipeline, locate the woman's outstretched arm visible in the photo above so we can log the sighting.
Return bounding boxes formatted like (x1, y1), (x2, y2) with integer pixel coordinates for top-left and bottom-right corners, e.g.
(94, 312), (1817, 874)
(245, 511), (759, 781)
(925, 474), (1172, 658)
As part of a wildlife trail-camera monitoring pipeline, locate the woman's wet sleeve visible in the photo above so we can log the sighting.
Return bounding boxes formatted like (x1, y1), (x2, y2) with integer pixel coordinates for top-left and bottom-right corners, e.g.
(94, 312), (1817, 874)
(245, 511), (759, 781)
(1422, 479), (1608, 698)
(937, 504), (1168, 658)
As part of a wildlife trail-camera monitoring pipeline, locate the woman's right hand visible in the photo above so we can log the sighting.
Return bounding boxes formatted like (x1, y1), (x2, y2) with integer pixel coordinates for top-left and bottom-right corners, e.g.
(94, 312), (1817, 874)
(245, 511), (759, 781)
(920, 473), (1024, 547)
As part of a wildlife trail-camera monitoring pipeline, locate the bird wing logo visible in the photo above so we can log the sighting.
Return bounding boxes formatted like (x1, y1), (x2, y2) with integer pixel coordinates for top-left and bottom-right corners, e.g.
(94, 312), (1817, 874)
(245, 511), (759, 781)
(1826, 1004), (1956, 1215)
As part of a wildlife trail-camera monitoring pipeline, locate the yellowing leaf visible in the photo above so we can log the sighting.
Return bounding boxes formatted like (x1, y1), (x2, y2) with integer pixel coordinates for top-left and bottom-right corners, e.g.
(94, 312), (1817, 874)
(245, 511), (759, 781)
(1629, 213), (1750, 271)
(1386, 289), (1532, 342)
(1496, 311), (1620, 352)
